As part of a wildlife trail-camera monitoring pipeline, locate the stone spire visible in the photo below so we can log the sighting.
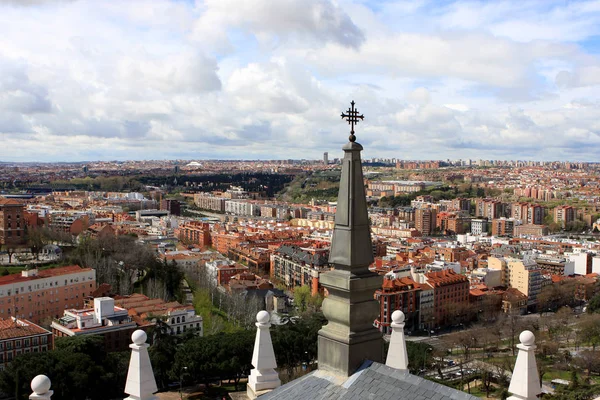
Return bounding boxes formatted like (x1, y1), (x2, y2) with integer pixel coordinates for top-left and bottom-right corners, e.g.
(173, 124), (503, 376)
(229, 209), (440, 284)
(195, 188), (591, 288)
(30, 375), (52, 400)
(318, 101), (383, 377)
(247, 311), (280, 399)
(508, 331), (541, 400)
(386, 310), (408, 370)
(124, 330), (158, 400)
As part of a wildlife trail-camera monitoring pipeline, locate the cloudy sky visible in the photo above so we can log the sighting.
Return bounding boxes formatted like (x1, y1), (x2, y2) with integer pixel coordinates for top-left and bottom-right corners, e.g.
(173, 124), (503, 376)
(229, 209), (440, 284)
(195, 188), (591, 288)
(1, 0), (600, 162)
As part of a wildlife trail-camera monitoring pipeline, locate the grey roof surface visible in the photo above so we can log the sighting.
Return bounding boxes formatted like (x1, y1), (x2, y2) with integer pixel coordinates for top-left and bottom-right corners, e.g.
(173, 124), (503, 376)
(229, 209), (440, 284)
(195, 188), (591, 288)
(276, 245), (329, 267)
(260, 361), (479, 400)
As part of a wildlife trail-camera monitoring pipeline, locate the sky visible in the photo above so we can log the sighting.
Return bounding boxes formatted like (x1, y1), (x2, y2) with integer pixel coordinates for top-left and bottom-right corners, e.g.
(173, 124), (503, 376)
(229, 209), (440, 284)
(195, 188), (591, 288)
(1, 0), (600, 162)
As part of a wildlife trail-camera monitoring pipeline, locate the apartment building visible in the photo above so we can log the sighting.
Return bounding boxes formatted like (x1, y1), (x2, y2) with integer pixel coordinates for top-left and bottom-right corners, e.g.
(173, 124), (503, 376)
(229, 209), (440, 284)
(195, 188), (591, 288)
(471, 218), (488, 235)
(193, 194), (226, 212)
(424, 269), (470, 328)
(175, 221), (211, 247)
(270, 245), (329, 295)
(47, 213), (89, 235)
(0, 198), (26, 246)
(507, 258), (542, 309)
(487, 257), (542, 309)
(374, 276), (421, 334)
(225, 200), (259, 216)
(554, 205), (575, 228)
(490, 218), (517, 236)
(159, 199), (181, 216)
(0, 317), (52, 370)
(415, 208), (437, 236)
(475, 199), (503, 219)
(0, 266), (96, 324)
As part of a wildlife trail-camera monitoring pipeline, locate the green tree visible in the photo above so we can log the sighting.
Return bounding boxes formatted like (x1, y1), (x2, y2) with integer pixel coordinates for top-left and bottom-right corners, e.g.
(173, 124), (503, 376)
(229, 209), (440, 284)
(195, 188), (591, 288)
(148, 319), (179, 389)
(293, 285), (311, 313)
(587, 293), (600, 313)
(0, 335), (128, 400)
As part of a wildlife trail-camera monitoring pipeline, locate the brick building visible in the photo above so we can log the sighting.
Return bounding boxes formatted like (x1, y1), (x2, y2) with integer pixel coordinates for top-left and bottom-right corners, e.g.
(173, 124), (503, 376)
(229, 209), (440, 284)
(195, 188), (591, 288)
(424, 270), (470, 328)
(160, 199), (181, 216)
(211, 231), (246, 255)
(415, 208), (437, 236)
(0, 266), (96, 324)
(475, 199), (503, 219)
(175, 221), (211, 247)
(374, 276), (421, 334)
(228, 245), (271, 274)
(0, 198), (25, 246)
(0, 317), (52, 370)
(490, 218), (517, 236)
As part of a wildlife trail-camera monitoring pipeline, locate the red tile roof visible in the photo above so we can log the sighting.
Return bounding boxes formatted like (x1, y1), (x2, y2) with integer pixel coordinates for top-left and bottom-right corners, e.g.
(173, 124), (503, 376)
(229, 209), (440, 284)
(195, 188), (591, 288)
(0, 198), (23, 206)
(0, 265), (92, 286)
(0, 318), (50, 340)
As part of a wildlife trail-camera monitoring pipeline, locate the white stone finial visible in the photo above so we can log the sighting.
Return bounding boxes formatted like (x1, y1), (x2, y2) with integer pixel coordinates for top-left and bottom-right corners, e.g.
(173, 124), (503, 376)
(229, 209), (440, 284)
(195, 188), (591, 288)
(519, 330), (535, 346)
(30, 375), (53, 399)
(125, 329), (158, 400)
(508, 330), (541, 400)
(386, 310), (409, 370)
(392, 310), (405, 324)
(257, 310), (270, 324)
(247, 311), (280, 400)
(132, 329), (147, 345)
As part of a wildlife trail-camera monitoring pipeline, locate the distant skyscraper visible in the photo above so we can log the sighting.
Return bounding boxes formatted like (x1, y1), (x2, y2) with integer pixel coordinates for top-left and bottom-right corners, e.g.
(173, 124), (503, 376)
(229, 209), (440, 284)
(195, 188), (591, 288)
(323, 152), (329, 165)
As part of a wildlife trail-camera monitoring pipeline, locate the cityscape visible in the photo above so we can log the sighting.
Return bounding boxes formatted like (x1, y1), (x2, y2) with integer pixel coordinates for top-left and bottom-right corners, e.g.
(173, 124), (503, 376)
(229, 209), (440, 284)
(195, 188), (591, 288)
(2, 1), (600, 400)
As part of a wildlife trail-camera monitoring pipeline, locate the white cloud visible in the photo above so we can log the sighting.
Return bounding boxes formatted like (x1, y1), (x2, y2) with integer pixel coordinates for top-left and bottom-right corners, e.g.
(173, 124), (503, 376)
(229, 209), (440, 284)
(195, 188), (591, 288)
(191, 0), (365, 50)
(1, 0), (600, 162)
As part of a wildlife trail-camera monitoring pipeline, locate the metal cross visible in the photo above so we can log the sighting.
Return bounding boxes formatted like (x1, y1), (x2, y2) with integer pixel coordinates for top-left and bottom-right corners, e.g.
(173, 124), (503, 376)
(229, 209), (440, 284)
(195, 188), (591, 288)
(340, 100), (364, 142)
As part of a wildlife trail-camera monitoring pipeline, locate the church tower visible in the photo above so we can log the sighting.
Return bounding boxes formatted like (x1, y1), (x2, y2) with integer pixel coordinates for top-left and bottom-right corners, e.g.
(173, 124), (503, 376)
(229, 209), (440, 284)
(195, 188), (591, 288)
(317, 101), (384, 377)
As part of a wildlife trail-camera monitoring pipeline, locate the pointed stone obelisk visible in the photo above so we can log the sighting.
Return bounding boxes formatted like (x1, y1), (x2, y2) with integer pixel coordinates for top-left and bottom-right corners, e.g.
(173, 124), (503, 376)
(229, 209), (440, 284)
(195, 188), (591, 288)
(508, 331), (541, 400)
(247, 311), (281, 399)
(29, 375), (53, 400)
(386, 310), (408, 370)
(318, 101), (383, 377)
(124, 330), (158, 400)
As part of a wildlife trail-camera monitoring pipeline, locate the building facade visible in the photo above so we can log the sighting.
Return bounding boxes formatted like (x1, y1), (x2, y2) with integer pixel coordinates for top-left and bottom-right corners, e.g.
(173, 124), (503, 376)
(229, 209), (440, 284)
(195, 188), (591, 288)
(424, 270), (470, 328)
(0, 317), (52, 370)
(0, 198), (26, 246)
(51, 297), (139, 352)
(415, 208), (437, 236)
(270, 245), (329, 295)
(0, 266), (96, 324)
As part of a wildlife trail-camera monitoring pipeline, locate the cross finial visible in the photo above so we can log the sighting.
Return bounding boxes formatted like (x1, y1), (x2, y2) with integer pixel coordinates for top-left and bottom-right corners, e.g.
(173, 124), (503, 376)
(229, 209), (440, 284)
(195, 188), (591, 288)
(341, 100), (364, 142)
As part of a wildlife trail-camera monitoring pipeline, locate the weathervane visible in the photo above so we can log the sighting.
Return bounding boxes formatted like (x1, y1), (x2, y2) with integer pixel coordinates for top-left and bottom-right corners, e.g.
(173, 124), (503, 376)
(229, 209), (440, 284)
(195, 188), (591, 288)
(340, 100), (364, 142)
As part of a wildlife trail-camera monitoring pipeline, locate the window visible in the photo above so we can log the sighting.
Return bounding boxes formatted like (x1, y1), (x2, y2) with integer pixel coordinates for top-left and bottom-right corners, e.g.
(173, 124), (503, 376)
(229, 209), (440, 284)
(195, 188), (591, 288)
(6, 342), (12, 350)
(33, 337), (38, 345)
(7, 353), (12, 362)
(15, 340), (21, 348)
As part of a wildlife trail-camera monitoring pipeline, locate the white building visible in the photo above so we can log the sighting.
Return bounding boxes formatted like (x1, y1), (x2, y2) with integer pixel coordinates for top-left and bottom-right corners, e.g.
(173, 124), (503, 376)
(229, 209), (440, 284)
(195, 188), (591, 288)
(568, 252), (591, 275)
(225, 200), (259, 216)
(593, 256), (600, 275)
